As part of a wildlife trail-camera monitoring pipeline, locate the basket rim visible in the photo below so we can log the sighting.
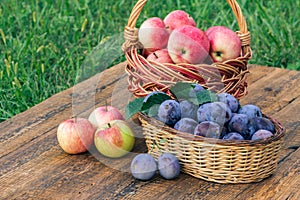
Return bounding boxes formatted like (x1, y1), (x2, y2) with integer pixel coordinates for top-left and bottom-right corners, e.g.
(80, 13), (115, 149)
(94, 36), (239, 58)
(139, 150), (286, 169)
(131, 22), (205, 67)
(125, 48), (250, 99)
(138, 112), (285, 147)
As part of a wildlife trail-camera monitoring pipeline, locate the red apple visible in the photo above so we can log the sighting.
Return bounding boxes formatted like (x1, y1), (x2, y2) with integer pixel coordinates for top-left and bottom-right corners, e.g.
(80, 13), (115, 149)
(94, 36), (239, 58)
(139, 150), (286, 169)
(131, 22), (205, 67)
(205, 26), (242, 62)
(167, 25), (210, 64)
(138, 17), (169, 52)
(147, 49), (174, 63)
(164, 10), (196, 32)
(94, 120), (135, 158)
(88, 106), (124, 128)
(57, 117), (96, 154)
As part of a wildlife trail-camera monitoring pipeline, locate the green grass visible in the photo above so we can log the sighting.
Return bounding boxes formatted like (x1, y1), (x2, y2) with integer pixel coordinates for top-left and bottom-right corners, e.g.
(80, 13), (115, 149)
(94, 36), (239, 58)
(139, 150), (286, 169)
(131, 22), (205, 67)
(0, 0), (299, 121)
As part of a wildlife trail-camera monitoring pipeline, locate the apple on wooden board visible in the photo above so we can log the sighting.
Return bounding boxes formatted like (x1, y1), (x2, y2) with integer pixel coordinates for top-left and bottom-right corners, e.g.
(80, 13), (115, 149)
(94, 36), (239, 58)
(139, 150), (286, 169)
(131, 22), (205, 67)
(94, 120), (135, 158)
(205, 26), (242, 62)
(167, 25), (210, 64)
(88, 106), (124, 129)
(57, 117), (96, 154)
(146, 49), (174, 64)
(164, 10), (196, 32)
(138, 17), (170, 52)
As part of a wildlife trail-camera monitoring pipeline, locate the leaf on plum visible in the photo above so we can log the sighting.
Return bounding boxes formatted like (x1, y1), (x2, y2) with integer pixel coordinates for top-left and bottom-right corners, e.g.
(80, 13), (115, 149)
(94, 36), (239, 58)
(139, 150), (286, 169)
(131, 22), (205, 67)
(170, 82), (194, 102)
(147, 104), (160, 117)
(125, 92), (171, 119)
(195, 90), (218, 105)
(170, 82), (217, 105)
(141, 92), (171, 111)
(125, 98), (144, 120)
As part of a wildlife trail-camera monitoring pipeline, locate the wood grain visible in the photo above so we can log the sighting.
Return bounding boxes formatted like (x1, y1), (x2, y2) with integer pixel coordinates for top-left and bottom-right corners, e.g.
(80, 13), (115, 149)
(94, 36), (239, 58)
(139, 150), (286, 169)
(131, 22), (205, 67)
(1, 62), (299, 200)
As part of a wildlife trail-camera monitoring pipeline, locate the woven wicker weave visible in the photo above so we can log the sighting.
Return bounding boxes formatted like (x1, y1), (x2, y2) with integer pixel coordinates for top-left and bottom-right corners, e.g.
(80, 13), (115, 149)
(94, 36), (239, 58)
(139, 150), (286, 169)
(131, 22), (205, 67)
(122, 0), (252, 99)
(138, 113), (285, 183)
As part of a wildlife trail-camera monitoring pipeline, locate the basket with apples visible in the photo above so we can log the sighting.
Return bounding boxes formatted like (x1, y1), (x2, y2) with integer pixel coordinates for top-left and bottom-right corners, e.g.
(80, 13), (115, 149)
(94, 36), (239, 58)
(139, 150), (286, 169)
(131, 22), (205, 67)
(122, 0), (285, 184)
(122, 0), (251, 99)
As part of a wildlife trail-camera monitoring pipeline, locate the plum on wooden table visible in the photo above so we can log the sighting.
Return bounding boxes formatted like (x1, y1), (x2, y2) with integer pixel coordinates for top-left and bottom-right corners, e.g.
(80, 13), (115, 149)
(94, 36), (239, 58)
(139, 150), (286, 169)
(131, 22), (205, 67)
(130, 153), (157, 181)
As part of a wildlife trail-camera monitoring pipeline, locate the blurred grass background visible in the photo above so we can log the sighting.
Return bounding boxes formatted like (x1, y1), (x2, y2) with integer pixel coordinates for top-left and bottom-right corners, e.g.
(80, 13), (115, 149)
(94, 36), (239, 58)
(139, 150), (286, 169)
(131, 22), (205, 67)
(0, 0), (299, 121)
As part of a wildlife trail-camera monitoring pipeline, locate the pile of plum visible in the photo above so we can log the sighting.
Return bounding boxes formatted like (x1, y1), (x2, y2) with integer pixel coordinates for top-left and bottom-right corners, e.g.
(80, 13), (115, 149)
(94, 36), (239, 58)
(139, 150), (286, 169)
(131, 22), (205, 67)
(127, 83), (276, 181)
(150, 87), (275, 141)
(130, 153), (180, 181)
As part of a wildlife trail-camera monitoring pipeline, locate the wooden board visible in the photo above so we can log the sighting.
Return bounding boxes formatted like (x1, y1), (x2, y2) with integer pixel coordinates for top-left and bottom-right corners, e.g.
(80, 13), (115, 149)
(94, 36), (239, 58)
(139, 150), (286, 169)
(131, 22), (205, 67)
(1, 62), (299, 200)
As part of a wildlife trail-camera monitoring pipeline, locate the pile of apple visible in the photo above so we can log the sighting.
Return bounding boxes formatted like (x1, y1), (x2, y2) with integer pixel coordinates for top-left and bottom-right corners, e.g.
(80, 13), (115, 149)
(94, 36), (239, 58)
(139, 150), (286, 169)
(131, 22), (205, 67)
(56, 106), (135, 158)
(138, 10), (242, 64)
(56, 106), (183, 181)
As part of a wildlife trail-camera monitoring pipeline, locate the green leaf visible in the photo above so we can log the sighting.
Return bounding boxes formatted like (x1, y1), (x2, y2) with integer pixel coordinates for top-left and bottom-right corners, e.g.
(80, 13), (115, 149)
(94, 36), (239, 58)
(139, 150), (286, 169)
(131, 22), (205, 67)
(125, 92), (171, 119)
(169, 82), (195, 101)
(125, 84), (218, 120)
(147, 104), (160, 117)
(169, 81), (218, 105)
(125, 98), (144, 120)
(141, 92), (171, 114)
(195, 90), (218, 105)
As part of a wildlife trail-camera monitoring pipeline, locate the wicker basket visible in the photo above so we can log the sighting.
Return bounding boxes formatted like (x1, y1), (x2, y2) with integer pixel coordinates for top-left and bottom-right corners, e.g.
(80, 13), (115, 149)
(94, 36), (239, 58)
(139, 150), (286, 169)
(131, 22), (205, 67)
(138, 113), (285, 184)
(122, 0), (252, 99)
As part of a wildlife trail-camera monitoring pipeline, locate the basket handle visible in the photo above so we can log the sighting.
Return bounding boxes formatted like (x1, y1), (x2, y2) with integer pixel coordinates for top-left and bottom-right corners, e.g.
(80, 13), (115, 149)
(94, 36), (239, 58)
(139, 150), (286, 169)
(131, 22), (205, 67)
(122, 0), (251, 55)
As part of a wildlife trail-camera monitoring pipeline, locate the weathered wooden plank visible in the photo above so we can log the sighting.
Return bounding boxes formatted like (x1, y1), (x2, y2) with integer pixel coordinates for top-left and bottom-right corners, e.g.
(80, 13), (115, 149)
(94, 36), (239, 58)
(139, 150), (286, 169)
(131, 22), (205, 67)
(275, 96), (300, 148)
(113, 149), (300, 200)
(1, 130), (147, 199)
(240, 66), (300, 116)
(247, 64), (278, 84)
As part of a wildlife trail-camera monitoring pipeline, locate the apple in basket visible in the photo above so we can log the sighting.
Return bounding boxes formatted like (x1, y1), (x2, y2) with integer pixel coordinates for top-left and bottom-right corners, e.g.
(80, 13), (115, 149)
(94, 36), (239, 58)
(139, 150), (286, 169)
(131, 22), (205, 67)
(167, 25), (210, 64)
(88, 105), (124, 129)
(147, 49), (174, 64)
(164, 10), (196, 32)
(57, 117), (96, 154)
(94, 120), (135, 158)
(205, 26), (242, 62)
(138, 17), (170, 53)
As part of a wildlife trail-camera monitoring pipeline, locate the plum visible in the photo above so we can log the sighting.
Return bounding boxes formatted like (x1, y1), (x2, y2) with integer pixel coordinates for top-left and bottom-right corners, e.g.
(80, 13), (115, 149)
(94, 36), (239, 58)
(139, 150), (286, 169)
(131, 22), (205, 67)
(197, 102), (232, 125)
(251, 117), (275, 134)
(158, 153), (180, 180)
(187, 83), (205, 100)
(238, 104), (262, 119)
(187, 83), (205, 98)
(192, 83), (205, 92)
(130, 153), (157, 181)
(174, 118), (199, 134)
(194, 121), (221, 138)
(220, 124), (229, 139)
(228, 113), (256, 139)
(222, 132), (245, 140)
(251, 129), (274, 140)
(158, 99), (181, 126)
(217, 92), (240, 113)
(179, 100), (198, 121)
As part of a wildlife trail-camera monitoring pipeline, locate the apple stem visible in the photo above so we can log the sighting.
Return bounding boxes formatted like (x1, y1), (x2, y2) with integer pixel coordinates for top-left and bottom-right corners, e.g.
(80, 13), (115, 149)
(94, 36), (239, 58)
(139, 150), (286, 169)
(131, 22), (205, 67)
(108, 123), (111, 128)
(105, 100), (108, 112)
(72, 115), (77, 123)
